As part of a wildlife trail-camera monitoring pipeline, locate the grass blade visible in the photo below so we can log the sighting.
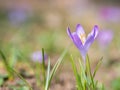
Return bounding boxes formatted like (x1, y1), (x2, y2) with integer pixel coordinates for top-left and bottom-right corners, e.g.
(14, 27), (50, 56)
(70, 55), (83, 90)
(0, 50), (13, 78)
(78, 59), (87, 90)
(93, 57), (103, 78)
(9, 67), (33, 90)
(45, 59), (50, 90)
(86, 55), (95, 89)
(42, 48), (46, 86)
(47, 45), (70, 89)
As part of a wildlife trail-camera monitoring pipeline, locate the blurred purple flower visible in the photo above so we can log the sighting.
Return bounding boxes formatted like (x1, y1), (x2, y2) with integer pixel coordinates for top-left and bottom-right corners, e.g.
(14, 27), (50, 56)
(100, 6), (120, 22)
(67, 24), (99, 62)
(97, 30), (113, 49)
(31, 51), (48, 63)
(8, 3), (32, 26)
(8, 9), (27, 26)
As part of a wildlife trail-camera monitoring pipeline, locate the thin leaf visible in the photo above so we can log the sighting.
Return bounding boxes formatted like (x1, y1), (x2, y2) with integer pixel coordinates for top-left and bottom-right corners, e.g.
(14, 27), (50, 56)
(78, 59), (87, 90)
(42, 48), (46, 86)
(9, 67), (33, 90)
(45, 59), (50, 90)
(95, 80), (98, 88)
(101, 83), (105, 90)
(0, 50), (13, 78)
(47, 45), (70, 89)
(93, 57), (103, 78)
(70, 55), (83, 90)
(86, 55), (95, 89)
(0, 50), (6, 60)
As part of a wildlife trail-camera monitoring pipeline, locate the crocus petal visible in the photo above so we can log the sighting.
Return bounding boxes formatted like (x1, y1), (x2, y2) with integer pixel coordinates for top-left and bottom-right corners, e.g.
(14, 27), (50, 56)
(67, 27), (74, 42)
(84, 25), (99, 51)
(76, 24), (85, 35)
(67, 24), (99, 63)
(67, 27), (86, 61)
(71, 32), (87, 61)
(67, 27), (83, 50)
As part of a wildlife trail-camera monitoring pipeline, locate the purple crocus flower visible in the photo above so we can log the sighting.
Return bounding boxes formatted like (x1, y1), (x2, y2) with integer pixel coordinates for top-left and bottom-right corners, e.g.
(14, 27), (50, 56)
(97, 30), (113, 49)
(100, 6), (120, 22)
(67, 24), (99, 62)
(31, 51), (48, 63)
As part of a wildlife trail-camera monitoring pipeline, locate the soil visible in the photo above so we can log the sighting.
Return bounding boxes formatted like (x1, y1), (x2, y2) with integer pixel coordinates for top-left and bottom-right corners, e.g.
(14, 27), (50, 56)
(0, 57), (120, 90)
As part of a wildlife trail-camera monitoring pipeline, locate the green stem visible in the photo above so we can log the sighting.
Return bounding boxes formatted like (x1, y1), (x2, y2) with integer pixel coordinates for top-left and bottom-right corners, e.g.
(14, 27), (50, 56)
(42, 48), (46, 87)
